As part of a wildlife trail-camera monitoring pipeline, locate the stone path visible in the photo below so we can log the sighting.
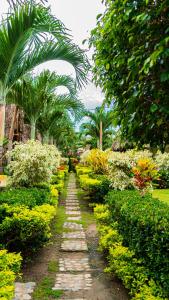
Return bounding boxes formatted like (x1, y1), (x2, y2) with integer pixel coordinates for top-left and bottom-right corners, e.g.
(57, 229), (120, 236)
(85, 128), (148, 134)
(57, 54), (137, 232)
(53, 173), (92, 299)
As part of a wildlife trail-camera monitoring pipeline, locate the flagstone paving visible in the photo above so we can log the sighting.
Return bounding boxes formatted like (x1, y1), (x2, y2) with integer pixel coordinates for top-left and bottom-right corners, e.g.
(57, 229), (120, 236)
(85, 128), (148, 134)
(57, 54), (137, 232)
(13, 282), (36, 300)
(63, 222), (83, 230)
(62, 231), (85, 239)
(53, 174), (92, 298)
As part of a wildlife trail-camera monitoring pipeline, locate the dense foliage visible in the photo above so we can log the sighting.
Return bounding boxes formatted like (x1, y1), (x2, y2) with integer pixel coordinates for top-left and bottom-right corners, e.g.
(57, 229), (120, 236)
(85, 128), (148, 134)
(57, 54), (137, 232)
(90, 0), (169, 150)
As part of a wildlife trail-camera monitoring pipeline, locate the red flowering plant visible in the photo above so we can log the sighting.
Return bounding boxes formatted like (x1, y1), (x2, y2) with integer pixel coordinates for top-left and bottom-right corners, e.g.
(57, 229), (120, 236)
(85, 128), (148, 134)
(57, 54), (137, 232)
(132, 158), (159, 194)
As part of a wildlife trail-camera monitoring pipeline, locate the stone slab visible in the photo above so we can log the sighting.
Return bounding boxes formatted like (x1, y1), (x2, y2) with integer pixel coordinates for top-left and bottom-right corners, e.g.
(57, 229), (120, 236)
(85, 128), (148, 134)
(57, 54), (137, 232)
(67, 216), (81, 221)
(59, 257), (90, 272)
(53, 273), (92, 291)
(66, 211), (81, 216)
(64, 222), (83, 231)
(62, 231), (85, 239)
(66, 206), (80, 210)
(14, 282), (36, 300)
(61, 240), (88, 251)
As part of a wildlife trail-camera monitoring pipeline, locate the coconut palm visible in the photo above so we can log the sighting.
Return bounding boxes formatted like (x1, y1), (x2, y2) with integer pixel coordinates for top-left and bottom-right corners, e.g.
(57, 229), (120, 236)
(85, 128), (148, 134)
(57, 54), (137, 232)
(80, 107), (115, 150)
(0, 2), (89, 169)
(8, 70), (77, 140)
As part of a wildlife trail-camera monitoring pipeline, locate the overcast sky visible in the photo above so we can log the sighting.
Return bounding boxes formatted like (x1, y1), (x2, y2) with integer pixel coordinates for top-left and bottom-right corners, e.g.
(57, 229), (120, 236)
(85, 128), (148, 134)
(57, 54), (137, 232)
(0, 0), (105, 109)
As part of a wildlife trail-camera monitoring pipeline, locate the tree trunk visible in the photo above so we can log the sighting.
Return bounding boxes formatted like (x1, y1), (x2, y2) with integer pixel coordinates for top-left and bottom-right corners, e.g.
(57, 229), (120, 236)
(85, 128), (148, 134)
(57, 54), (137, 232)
(7, 105), (18, 163)
(0, 104), (6, 174)
(30, 118), (36, 140)
(43, 131), (49, 144)
(100, 120), (103, 150)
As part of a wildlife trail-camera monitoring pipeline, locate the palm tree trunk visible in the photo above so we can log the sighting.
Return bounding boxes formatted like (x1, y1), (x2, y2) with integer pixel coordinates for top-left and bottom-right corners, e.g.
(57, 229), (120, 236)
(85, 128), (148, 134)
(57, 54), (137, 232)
(43, 131), (49, 144)
(0, 104), (6, 173)
(7, 105), (18, 163)
(100, 120), (103, 150)
(97, 138), (100, 149)
(30, 118), (36, 140)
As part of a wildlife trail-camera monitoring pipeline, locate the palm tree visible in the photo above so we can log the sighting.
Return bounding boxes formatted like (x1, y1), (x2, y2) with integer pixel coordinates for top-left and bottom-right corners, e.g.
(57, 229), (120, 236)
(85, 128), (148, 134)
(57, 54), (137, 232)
(37, 94), (84, 144)
(8, 70), (77, 140)
(80, 107), (115, 150)
(0, 2), (89, 169)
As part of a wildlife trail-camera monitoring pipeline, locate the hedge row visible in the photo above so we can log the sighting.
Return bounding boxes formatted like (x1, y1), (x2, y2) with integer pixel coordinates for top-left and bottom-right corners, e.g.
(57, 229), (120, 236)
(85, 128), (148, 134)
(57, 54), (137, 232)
(105, 190), (169, 296)
(94, 204), (167, 300)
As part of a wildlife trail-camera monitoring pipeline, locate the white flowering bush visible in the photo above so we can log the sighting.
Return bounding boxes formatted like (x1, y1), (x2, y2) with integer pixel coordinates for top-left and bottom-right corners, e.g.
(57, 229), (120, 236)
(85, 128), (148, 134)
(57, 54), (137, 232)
(7, 140), (61, 187)
(107, 150), (153, 190)
(80, 150), (91, 165)
(154, 151), (169, 188)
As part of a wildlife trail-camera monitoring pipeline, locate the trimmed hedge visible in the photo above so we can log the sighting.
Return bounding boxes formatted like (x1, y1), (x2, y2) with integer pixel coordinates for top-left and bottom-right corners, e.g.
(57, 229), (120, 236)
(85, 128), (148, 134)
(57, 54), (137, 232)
(0, 204), (56, 255)
(0, 188), (53, 208)
(94, 204), (166, 299)
(105, 190), (169, 296)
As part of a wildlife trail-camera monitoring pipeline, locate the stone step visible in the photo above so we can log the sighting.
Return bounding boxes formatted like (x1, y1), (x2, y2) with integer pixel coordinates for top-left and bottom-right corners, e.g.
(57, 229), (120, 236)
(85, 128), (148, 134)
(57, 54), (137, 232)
(14, 282), (36, 300)
(59, 257), (90, 272)
(66, 206), (80, 210)
(63, 222), (83, 231)
(67, 216), (81, 221)
(62, 231), (85, 239)
(66, 210), (81, 216)
(61, 240), (88, 251)
(53, 273), (92, 291)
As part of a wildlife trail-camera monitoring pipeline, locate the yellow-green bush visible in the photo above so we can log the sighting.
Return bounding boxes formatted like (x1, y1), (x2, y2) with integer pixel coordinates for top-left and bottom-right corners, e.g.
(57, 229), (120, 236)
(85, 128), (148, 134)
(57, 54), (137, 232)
(79, 174), (101, 190)
(76, 165), (93, 176)
(86, 149), (109, 174)
(50, 185), (59, 200)
(94, 204), (166, 300)
(0, 250), (22, 300)
(0, 204), (56, 255)
(53, 181), (64, 193)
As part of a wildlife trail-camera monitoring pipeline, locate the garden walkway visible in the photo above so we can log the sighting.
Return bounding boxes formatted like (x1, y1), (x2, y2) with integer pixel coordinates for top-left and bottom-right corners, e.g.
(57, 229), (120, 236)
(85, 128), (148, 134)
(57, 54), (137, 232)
(14, 173), (129, 300)
(52, 173), (92, 299)
(13, 174), (92, 300)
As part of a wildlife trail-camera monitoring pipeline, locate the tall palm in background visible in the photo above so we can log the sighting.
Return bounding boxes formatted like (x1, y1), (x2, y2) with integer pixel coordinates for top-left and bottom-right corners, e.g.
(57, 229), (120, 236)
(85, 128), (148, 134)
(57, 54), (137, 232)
(80, 107), (115, 150)
(37, 94), (84, 144)
(0, 2), (89, 169)
(8, 71), (77, 140)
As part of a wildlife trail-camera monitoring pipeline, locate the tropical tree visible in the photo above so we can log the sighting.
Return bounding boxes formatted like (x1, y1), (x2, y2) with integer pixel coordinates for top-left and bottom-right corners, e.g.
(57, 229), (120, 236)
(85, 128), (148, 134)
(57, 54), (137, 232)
(8, 71), (77, 140)
(80, 107), (115, 150)
(90, 0), (169, 151)
(0, 2), (88, 169)
(37, 94), (84, 144)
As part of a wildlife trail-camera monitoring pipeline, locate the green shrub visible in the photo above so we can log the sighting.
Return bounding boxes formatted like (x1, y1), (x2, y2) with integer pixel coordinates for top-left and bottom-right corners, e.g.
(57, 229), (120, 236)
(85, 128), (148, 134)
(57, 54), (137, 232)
(88, 175), (111, 203)
(0, 187), (54, 208)
(0, 204), (56, 255)
(79, 174), (101, 191)
(105, 190), (169, 296)
(94, 204), (166, 300)
(76, 166), (93, 176)
(0, 249), (22, 300)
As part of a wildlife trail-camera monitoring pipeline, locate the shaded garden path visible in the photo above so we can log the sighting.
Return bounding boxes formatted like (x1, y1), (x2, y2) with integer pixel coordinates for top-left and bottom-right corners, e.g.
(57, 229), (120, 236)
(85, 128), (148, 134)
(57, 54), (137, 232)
(14, 174), (129, 300)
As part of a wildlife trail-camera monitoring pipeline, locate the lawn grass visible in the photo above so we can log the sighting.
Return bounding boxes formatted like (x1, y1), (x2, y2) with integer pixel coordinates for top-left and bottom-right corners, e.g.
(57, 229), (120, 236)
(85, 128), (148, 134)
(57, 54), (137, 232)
(152, 189), (169, 205)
